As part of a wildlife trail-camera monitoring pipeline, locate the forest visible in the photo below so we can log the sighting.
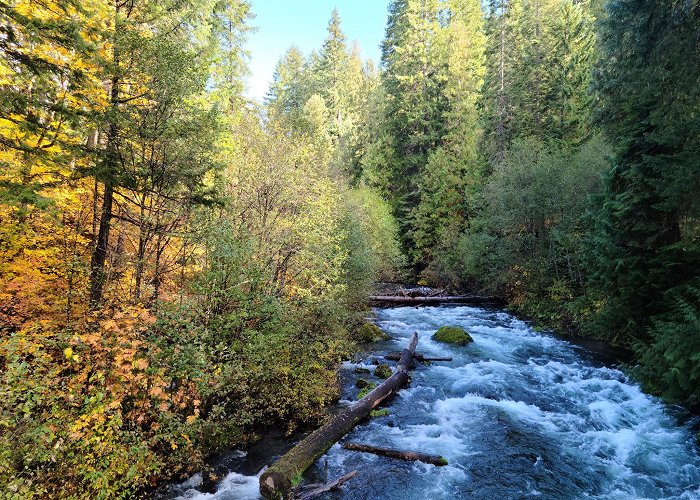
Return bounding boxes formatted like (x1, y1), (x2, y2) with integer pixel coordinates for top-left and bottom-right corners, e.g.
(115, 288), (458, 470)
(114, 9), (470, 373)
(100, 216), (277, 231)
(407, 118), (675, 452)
(0, 0), (698, 497)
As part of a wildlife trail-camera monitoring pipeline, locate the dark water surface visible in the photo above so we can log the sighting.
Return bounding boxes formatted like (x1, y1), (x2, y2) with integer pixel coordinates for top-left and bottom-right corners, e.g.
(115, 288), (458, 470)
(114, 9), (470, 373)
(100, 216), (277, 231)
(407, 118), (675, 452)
(164, 305), (700, 499)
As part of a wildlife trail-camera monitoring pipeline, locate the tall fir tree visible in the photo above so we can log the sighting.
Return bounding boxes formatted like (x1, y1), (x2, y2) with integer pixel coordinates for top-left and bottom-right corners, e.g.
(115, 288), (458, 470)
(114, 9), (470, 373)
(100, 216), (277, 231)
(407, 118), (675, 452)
(374, 0), (449, 261)
(544, 0), (595, 143)
(267, 46), (313, 130)
(316, 8), (351, 138)
(482, 0), (524, 162)
(589, 0), (700, 343)
(481, 0), (596, 159)
(412, 0), (487, 276)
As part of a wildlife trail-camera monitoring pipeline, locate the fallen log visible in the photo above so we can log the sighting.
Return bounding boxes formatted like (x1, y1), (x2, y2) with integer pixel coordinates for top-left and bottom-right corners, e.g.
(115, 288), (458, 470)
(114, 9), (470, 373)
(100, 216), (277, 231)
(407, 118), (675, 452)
(291, 470), (358, 500)
(384, 351), (452, 362)
(342, 442), (448, 467)
(369, 295), (497, 305)
(259, 333), (419, 499)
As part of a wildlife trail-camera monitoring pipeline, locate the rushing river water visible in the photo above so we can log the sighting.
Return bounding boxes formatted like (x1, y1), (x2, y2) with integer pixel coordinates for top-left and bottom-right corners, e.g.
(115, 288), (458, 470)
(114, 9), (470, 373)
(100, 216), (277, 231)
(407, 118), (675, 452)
(164, 305), (700, 499)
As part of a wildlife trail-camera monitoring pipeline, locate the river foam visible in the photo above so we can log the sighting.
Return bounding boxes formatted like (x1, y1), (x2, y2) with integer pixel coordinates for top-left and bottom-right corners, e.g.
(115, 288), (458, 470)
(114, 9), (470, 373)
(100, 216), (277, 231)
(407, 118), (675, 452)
(168, 305), (700, 499)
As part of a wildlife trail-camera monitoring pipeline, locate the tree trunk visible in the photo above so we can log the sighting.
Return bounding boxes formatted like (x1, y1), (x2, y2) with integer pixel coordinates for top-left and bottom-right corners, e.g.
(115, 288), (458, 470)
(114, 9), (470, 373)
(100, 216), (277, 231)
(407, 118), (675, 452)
(89, 178), (114, 307)
(342, 442), (448, 467)
(259, 333), (419, 499)
(89, 66), (120, 307)
(384, 352), (452, 362)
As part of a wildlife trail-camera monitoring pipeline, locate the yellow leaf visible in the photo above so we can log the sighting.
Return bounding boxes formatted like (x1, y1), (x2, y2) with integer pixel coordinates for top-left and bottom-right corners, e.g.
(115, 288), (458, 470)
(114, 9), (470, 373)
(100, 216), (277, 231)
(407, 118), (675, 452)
(186, 415), (197, 425)
(64, 347), (73, 359)
(170, 441), (178, 450)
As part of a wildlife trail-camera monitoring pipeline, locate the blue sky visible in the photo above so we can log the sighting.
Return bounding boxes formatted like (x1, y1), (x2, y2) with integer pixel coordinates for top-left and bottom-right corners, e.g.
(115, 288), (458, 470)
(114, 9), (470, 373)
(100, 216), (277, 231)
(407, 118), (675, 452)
(244, 0), (392, 101)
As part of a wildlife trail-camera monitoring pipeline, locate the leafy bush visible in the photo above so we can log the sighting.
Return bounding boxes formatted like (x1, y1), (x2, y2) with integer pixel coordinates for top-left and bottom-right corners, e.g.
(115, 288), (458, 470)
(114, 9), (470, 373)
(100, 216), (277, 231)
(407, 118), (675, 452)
(459, 136), (610, 329)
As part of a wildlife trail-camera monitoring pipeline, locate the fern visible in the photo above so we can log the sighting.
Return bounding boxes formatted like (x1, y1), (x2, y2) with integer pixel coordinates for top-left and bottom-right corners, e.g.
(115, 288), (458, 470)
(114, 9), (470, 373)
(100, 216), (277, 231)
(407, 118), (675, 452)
(634, 284), (700, 408)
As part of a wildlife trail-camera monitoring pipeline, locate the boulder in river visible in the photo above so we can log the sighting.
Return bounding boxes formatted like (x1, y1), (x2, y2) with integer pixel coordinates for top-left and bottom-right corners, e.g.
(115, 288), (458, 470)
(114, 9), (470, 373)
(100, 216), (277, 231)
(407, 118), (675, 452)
(432, 326), (473, 345)
(356, 378), (370, 388)
(356, 323), (391, 342)
(374, 363), (393, 379)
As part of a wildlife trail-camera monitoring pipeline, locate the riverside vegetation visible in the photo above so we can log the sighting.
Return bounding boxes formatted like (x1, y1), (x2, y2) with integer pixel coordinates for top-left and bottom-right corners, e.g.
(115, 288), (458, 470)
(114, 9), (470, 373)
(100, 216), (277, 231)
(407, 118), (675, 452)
(1, 0), (699, 497)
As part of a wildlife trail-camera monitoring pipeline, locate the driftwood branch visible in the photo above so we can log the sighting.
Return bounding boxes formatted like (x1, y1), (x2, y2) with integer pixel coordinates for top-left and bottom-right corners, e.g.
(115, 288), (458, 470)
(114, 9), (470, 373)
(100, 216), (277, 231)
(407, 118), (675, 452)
(291, 470), (358, 500)
(259, 333), (419, 499)
(342, 442), (448, 467)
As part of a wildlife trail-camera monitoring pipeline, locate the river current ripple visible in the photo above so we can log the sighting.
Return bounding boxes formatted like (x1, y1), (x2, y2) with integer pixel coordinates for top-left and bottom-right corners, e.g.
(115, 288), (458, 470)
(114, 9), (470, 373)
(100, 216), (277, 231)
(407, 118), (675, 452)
(169, 305), (700, 499)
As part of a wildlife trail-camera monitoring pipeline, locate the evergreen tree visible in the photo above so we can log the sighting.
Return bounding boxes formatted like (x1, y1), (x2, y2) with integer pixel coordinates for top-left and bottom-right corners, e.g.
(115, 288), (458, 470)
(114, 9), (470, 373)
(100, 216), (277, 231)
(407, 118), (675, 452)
(544, 0), (595, 143)
(481, 0), (596, 158)
(412, 0), (486, 276)
(481, 0), (524, 162)
(207, 0), (255, 108)
(267, 46), (313, 129)
(589, 0), (700, 343)
(0, 0), (105, 206)
(316, 8), (351, 138)
(339, 43), (375, 180)
(84, 0), (249, 305)
(374, 0), (449, 261)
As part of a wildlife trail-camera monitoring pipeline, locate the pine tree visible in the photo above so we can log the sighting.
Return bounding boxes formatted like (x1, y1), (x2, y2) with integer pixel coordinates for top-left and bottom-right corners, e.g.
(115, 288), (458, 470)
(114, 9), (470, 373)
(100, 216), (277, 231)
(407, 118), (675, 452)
(0, 0), (106, 207)
(481, 0), (596, 158)
(267, 46), (313, 129)
(85, 0), (249, 305)
(316, 9), (351, 138)
(412, 0), (486, 274)
(544, 0), (595, 143)
(338, 43), (373, 179)
(375, 0), (449, 259)
(481, 0), (524, 162)
(589, 0), (700, 342)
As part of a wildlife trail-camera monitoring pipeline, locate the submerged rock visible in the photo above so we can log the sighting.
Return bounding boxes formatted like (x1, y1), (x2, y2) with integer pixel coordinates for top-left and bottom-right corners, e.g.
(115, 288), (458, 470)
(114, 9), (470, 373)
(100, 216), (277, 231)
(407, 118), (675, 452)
(356, 383), (377, 400)
(370, 408), (390, 418)
(374, 363), (393, 379)
(356, 323), (391, 342)
(354, 367), (371, 374)
(432, 325), (474, 345)
(356, 378), (370, 389)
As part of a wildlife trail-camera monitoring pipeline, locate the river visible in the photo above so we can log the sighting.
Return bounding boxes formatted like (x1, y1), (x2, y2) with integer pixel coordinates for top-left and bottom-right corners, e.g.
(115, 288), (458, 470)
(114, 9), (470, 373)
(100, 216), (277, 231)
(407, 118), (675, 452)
(162, 305), (700, 499)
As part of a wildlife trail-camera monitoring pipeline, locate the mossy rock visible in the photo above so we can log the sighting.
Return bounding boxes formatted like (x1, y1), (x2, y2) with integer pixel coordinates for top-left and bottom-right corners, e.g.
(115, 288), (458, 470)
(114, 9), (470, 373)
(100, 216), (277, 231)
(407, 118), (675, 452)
(374, 363), (392, 379)
(370, 408), (389, 418)
(432, 326), (473, 345)
(356, 378), (370, 389)
(354, 367), (371, 374)
(357, 383), (377, 400)
(356, 323), (391, 342)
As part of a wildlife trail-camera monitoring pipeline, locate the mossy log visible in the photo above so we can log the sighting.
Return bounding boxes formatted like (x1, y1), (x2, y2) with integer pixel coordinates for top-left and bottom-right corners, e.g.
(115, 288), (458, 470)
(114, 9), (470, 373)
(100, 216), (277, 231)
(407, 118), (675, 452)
(342, 442), (448, 467)
(384, 352), (452, 362)
(368, 295), (496, 306)
(259, 333), (419, 499)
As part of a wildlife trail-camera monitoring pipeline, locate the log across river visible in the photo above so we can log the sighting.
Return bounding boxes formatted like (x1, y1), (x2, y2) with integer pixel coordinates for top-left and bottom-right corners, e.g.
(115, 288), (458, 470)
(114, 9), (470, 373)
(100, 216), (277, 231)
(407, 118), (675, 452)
(161, 305), (700, 499)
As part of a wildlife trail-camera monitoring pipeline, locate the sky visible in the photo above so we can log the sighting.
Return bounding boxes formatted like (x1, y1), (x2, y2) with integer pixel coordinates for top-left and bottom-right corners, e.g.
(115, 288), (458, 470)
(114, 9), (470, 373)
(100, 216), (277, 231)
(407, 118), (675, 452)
(244, 0), (392, 101)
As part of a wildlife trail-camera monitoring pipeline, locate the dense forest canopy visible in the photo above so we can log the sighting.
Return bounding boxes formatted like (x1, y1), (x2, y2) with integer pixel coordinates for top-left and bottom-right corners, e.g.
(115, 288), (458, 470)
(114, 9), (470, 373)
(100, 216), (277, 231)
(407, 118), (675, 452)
(0, 0), (698, 496)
